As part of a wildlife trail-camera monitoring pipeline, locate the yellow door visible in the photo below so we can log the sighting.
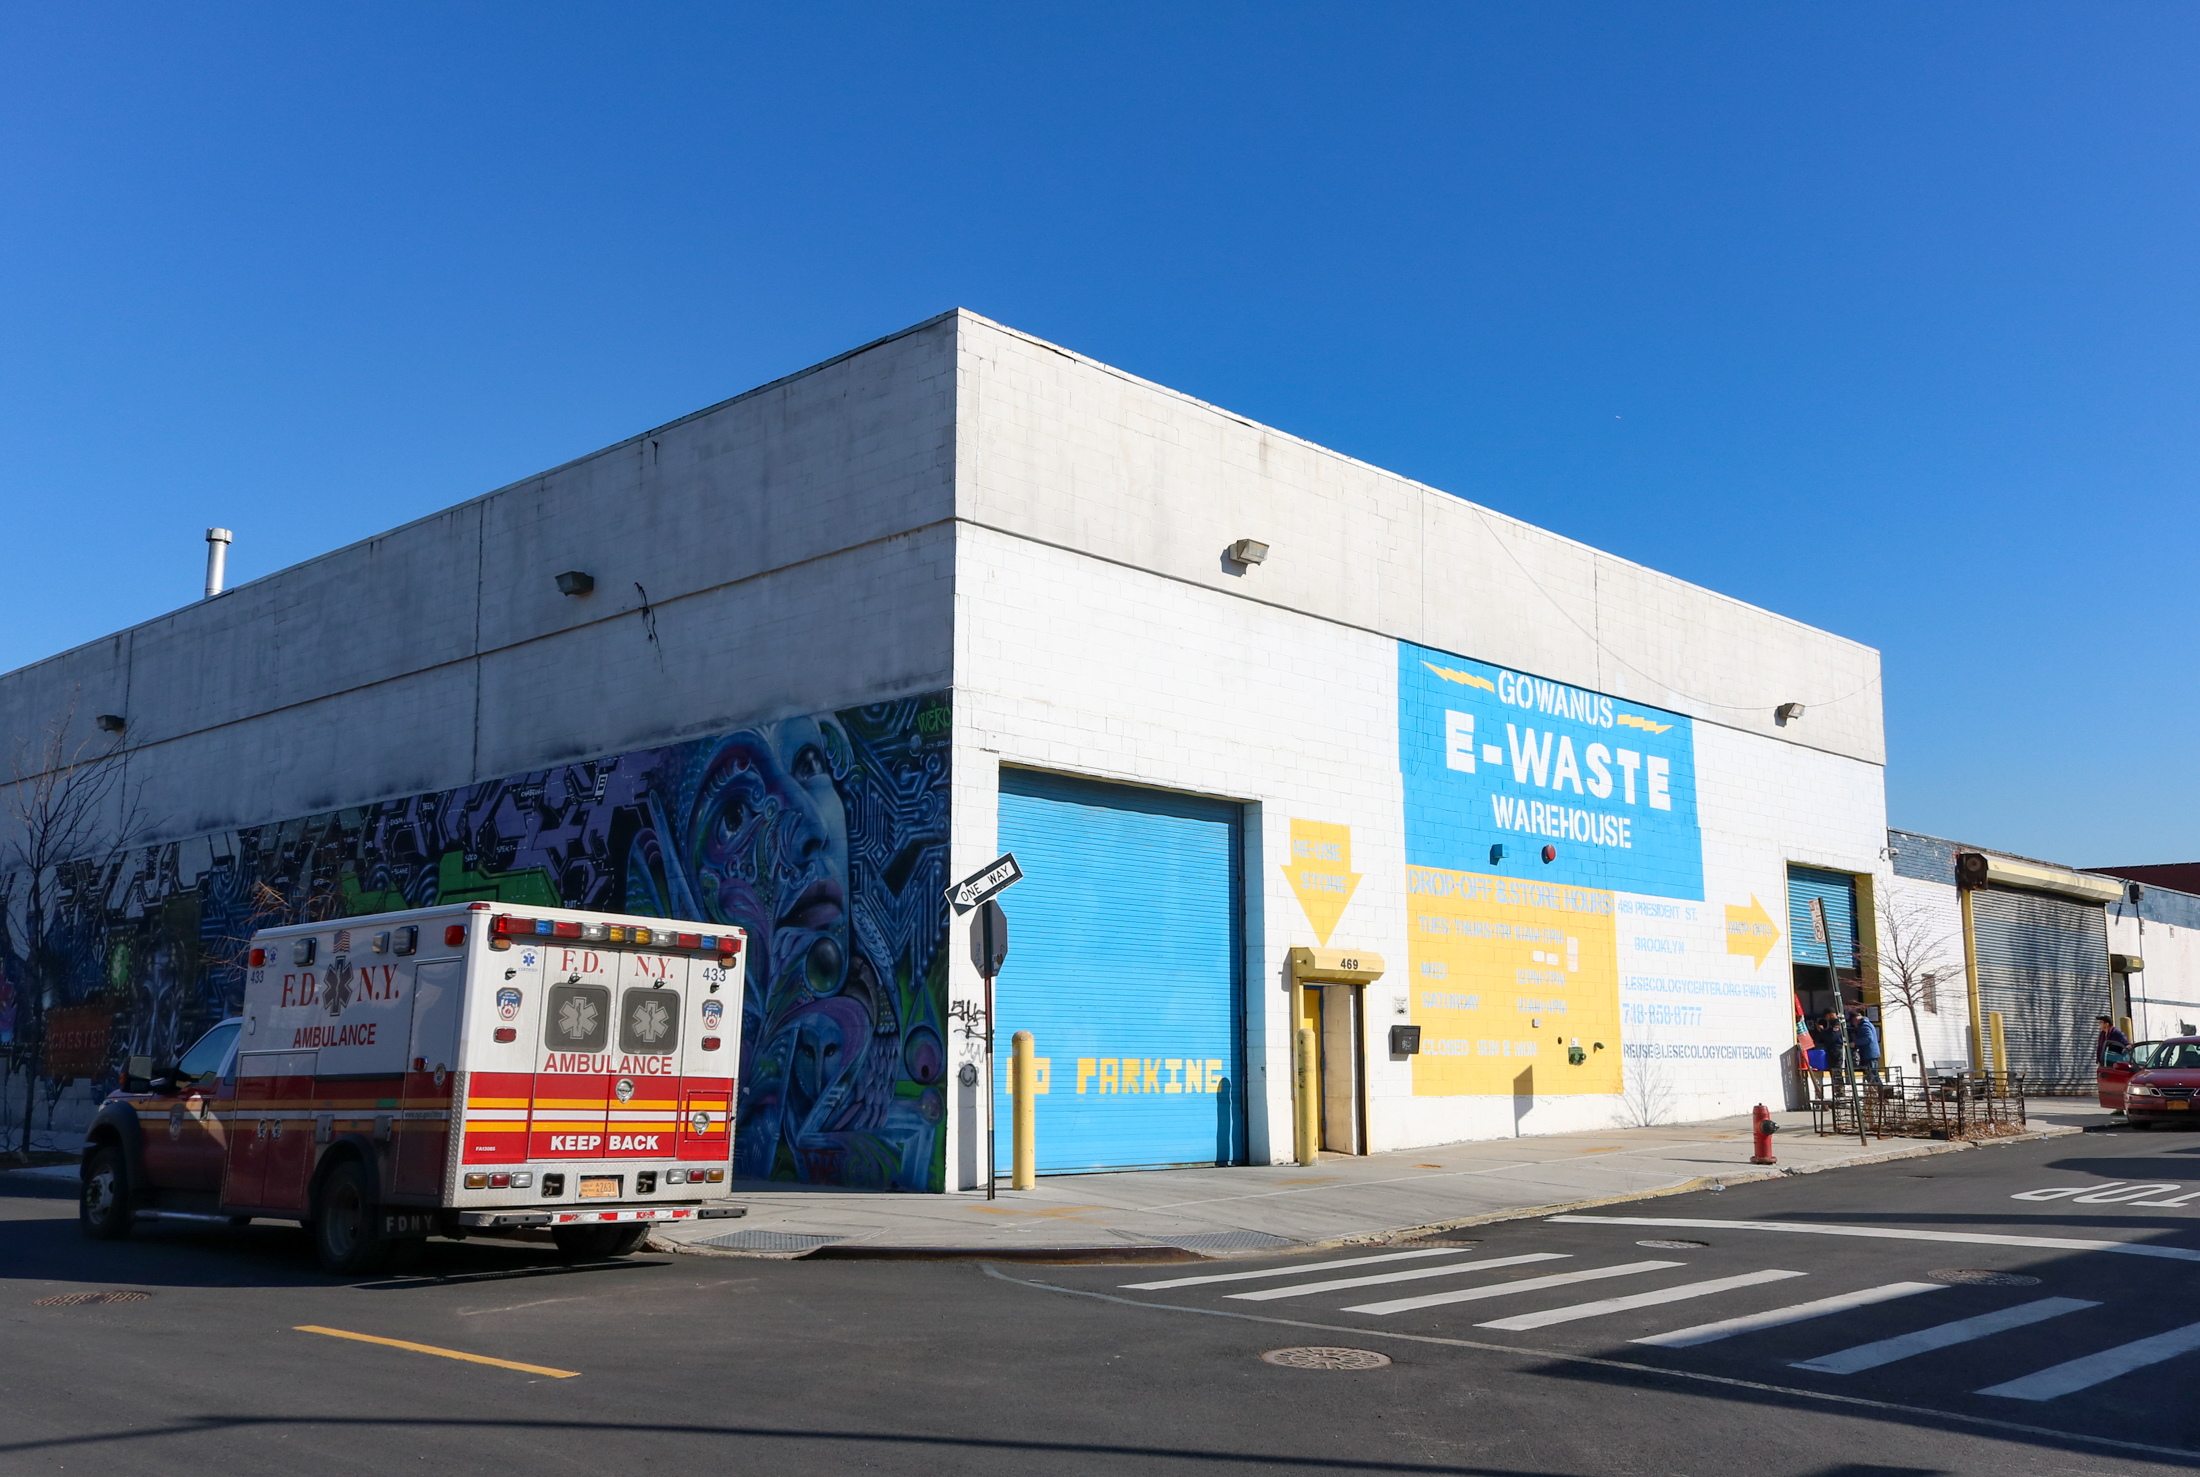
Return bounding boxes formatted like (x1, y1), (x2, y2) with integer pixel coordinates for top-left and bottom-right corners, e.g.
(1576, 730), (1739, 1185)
(1298, 986), (1324, 1150)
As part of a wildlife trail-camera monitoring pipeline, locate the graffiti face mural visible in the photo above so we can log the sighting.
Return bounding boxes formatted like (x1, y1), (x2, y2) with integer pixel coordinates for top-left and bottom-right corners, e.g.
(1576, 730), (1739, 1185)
(1, 694), (953, 1191)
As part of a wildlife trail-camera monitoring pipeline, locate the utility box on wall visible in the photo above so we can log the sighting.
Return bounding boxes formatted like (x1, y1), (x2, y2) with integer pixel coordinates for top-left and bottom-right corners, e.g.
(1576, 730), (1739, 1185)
(1388, 1024), (1422, 1056)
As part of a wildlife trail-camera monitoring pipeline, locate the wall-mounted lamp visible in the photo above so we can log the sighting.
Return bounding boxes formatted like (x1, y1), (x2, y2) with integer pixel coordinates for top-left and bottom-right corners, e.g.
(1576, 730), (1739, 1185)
(555, 571), (596, 596)
(1489, 844), (1507, 865)
(1775, 702), (1806, 724)
(1226, 538), (1269, 567)
(96, 714), (126, 734)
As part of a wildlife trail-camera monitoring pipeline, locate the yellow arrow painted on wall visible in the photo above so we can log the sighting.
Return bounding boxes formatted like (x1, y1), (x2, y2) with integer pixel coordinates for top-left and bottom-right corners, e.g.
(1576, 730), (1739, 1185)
(1724, 895), (1781, 969)
(1282, 819), (1361, 946)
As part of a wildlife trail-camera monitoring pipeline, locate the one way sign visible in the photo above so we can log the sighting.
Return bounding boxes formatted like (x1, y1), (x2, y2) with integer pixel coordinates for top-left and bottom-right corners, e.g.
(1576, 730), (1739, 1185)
(945, 853), (1023, 915)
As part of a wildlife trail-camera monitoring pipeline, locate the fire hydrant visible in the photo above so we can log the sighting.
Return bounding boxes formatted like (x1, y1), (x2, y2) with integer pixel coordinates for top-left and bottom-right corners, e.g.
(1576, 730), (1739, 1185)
(1750, 1103), (1779, 1165)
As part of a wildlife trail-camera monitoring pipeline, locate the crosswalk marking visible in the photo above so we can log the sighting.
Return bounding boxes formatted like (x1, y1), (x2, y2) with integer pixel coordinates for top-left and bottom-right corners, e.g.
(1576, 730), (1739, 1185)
(1792, 1296), (2097, 1374)
(1977, 1319), (2200, 1401)
(1227, 1253), (1569, 1302)
(1119, 1248), (1467, 1291)
(1636, 1281), (1945, 1349)
(1549, 1214), (2200, 1264)
(1343, 1259), (1682, 1317)
(1477, 1268), (1806, 1332)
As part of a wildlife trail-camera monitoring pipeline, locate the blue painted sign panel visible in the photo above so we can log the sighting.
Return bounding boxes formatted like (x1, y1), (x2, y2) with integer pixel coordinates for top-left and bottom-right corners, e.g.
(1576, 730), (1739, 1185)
(1398, 642), (1704, 902)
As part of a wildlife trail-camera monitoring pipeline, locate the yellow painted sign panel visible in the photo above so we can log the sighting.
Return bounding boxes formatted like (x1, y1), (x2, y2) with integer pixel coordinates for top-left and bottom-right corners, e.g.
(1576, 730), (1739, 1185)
(1282, 819), (1361, 945)
(1405, 865), (1621, 1096)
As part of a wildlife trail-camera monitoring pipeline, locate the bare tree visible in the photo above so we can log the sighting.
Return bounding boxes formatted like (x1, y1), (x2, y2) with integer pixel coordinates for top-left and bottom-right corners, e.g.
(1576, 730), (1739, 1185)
(1867, 889), (1959, 1086)
(4, 698), (148, 1153)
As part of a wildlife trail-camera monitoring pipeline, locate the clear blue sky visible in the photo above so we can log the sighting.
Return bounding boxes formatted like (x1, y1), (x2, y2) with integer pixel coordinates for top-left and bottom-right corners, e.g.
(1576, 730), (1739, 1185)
(3, 5), (2193, 865)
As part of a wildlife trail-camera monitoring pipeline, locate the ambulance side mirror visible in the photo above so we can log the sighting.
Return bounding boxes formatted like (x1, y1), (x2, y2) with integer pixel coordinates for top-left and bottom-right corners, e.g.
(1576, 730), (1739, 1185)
(124, 1055), (154, 1091)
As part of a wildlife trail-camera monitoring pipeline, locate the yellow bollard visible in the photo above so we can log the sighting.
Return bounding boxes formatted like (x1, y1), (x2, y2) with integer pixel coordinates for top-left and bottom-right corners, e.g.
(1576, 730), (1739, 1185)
(1011, 1031), (1036, 1190)
(1988, 1011), (2008, 1094)
(1294, 1026), (1319, 1166)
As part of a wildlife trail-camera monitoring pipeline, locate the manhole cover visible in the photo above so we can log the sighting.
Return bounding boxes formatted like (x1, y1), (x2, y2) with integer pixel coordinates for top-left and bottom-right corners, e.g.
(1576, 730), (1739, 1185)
(1637, 1239), (1709, 1250)
(35, 1291), (151, 1306)
(1261, 1346), (1392, 1370)
(1929, 1269), (2041, 1287)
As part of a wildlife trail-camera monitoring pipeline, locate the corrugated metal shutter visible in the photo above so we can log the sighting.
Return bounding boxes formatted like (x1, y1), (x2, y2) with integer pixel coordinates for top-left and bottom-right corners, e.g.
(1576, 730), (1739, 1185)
(1787, 867), (1859, 969)
(994, 770), (1245, 1173)
(1971, 887), (2108, 1088)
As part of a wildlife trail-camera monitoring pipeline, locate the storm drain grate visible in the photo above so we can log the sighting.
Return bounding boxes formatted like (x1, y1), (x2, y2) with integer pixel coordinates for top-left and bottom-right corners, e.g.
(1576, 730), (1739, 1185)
(36, 1291), (151, 1306)
(1929, 1269), (2041, 1287)
(700, 1231), (845, 1253)
(1169, 1231), (1297, 1252)
(1261, 1346), (1392, 1371)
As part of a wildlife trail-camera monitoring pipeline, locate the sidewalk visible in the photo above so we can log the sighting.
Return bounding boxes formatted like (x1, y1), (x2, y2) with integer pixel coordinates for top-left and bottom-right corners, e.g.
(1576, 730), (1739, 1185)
(655, 1101), (2104, 1260)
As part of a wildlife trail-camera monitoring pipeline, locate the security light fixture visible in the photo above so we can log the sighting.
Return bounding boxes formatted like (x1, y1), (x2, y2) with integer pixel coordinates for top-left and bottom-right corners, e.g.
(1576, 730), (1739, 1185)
(1775, 702), (1805, 723)
(95, 714), (126, 734)
(555, 570), (596, 596)
(1226, 539), (1269, 567)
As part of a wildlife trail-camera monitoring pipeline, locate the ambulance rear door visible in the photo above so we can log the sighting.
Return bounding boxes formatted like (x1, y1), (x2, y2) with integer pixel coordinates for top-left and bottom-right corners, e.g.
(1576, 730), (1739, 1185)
(605, 947), (688, 1160)
(530, 943), (618, 1161)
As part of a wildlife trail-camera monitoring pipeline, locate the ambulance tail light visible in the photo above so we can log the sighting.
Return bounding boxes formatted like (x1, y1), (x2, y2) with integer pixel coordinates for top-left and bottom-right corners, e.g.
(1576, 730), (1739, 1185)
(249, 948), (265, 967)
(707, 1169), (725, 1183)
(493, 1028), (516, 1043)
(465, 1174), (489, 1189)
(717, 935), (741, 956)
(444, 924), (466, 947)
(489, 1173), (511, 1188)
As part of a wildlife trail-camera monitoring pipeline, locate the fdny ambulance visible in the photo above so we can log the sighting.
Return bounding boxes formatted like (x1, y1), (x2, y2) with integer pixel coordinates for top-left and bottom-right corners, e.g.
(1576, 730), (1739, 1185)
(79, 902), (746, 1271)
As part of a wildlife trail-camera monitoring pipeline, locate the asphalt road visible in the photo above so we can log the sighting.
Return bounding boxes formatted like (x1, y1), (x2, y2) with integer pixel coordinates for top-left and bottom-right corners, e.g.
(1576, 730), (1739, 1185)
(4, 1123), (2198, 1477)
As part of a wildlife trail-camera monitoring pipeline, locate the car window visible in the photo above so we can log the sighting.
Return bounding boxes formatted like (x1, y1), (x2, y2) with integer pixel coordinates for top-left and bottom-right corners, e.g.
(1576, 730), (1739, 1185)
(2129, 1042), (2162, 1068)
(175, 1021), (240, 1083)
(2159, 1043), (2200, 1071)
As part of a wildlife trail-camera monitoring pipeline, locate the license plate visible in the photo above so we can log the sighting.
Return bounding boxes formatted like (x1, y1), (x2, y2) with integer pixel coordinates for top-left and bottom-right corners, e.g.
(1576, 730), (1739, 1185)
(380, 1211), (436, 1237)
(578, 1176), (622, 1199)
(2168, 1101), (2190, 1111)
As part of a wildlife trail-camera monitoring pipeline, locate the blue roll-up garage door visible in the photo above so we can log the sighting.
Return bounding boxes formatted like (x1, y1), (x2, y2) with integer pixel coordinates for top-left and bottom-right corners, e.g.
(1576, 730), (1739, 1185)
(1788, 866), (1860, 971)
(994, 770), (1246, 1173)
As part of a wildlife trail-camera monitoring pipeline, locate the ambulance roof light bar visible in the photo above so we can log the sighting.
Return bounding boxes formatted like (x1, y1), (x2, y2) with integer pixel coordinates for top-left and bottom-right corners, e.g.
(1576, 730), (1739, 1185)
(489, 913), (741, 954)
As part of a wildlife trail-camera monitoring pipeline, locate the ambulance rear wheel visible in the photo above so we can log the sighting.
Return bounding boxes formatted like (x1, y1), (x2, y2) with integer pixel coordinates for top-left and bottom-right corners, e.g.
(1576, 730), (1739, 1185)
(80, 1146), (134, 1240)
(553, 1225), (650, 1261)
(313, 1160), (388, 1274)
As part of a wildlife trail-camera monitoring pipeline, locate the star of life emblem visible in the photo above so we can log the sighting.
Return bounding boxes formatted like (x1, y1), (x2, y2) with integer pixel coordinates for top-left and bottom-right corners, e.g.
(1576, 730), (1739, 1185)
(322, 957), (355, 1017)
(628, 998), (671, 1045)
(557, 994), (599, 1040)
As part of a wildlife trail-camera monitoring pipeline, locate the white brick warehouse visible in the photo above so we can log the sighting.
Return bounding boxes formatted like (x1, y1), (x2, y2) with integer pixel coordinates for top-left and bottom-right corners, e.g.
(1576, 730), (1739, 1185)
(0, 311), (1888, 1191)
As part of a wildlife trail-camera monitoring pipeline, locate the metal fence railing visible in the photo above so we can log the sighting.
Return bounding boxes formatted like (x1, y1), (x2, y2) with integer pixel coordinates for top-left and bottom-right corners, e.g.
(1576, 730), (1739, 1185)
(1805, 1068), (2030, 1141)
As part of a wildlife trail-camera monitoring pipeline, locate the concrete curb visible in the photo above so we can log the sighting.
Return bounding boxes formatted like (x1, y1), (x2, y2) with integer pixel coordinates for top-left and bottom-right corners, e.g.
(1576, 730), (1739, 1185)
(645, 1122), (2084, 1264)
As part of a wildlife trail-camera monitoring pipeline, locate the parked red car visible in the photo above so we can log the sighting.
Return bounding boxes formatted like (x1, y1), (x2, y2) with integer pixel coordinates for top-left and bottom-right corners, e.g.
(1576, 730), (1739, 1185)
(2119, 1038), (2200, 1128)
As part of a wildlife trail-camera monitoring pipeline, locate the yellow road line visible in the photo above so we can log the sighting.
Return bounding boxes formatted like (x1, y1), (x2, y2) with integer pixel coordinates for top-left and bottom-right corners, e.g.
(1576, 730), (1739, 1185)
(295, 1325), (579, 1378)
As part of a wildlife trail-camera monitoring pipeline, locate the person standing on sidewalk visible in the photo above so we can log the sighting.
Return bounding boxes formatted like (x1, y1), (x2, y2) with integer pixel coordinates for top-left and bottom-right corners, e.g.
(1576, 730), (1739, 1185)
(1846, 1008), (1883, 1088)
(1815, 1011), (1848, 1093)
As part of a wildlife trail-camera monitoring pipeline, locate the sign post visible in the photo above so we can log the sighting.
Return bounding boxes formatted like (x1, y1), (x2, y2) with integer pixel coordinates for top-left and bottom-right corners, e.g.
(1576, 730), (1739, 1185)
(1810, 898), (1867, 1146)
(947, 856), (1023, 1199)
(974, 899), (1008, 1198)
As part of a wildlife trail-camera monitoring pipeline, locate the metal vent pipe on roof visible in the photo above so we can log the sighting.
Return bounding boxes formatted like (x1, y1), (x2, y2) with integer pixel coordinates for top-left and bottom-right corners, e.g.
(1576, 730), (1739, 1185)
(204, 527), (233, 598)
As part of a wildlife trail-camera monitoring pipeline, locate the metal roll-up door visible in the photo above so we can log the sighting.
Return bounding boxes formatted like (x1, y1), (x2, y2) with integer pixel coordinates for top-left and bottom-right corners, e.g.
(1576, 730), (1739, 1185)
(1970, 888), (2109, 1089)
(1787, 867), (1860, 971)
(994, 770), (1246, 1173)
